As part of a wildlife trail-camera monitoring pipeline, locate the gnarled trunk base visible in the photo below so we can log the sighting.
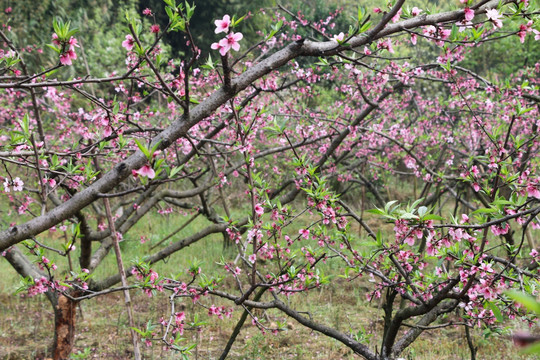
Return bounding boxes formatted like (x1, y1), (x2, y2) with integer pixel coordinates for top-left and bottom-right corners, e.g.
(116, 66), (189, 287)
(53, 294), (78, 360)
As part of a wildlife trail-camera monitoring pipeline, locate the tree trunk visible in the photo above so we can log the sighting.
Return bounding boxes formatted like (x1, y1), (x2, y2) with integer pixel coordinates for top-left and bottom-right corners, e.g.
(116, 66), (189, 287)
(53, 294), (79, 360)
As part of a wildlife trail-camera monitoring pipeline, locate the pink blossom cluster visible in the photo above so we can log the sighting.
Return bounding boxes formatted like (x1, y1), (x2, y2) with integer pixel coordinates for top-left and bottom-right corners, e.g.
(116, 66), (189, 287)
(27, 276), (50, 297)
(207, 304), (233, 319)
(421, 25), (451, 47)
(518, 20), (540, 43)
(122, 35), (135, 51)
(37, 255), (57, 271)
(52, 34), (79, 66)
(211, 15), (243, 56)
(3, 176), (23, 192)
(485, 8), (503, 29)
(131, 267), (164, 297)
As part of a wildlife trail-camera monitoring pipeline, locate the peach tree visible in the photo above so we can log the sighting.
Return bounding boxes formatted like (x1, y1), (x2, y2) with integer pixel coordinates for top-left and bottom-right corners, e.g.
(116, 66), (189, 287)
(0, 0), (539, 359)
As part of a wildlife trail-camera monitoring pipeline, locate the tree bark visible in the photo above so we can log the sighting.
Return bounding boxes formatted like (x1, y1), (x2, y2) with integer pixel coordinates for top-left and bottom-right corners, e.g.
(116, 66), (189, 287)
(52, 294), (79, 360)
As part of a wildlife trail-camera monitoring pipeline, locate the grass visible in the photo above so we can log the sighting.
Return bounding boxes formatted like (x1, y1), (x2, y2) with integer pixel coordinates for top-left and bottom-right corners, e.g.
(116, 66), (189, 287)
(0, 279), (534, 359)
(0, 195), (538, 359)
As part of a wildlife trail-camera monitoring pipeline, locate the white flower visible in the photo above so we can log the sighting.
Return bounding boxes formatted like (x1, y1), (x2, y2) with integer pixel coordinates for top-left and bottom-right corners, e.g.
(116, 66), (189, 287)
(12, 177), (23, 192)
(332, 32), (345, 42)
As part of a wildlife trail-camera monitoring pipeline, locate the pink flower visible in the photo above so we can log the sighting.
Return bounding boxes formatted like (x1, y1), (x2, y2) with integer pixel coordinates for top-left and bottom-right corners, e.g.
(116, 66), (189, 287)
(248, 254), (257, 264)
(211, 41), (225, 55)
(479, 262), (494, 273)
(527, 183), (540, 199)
(411, 7), (422, 16)
(411, 33), (417, 45)
(518, 21), (533, 43)
(254, 203), (264, 216)
(122, 35), (135, 51)
(332, 32), (345, 42)
(215, 15), (231, 34)
(423, 25), (436, 37)
(5, 7), (12, 14)
(404, 236), (415, 246)
(68, 37), (79, 51)
(59, 52), (72, 65)
(518, 30), (526, 43)
(143, 8), (152, 16)
(216, 32), (243, 56)
(440, 29), (451, 40)
(490, 223), (509, 236)
(391, 9), (402, 23)
(377, 38), (394, 53)
(464, 8), (475, 22)
(472, 182), (480, 192)
(485, 8), (503, 29)
(52, 33), (61, 46)
(150, 24), (160, 34)
(175, 311), (185, 324)
(299, 229), (310, 240)
(133, 164), (155, 179)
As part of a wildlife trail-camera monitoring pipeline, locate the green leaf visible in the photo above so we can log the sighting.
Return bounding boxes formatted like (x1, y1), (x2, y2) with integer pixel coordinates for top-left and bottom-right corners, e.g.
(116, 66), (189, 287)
(130, 327), (147, 336)
(506, 290), (540, 315)
(315, 57), (329, 66)
(20, 114), (30, 137)
(66, 28), (79, 38)
(411, 198), (424, 210)
(376, 229), (383, 246)
(471, 207), (498, 215)
(521, 341), (540, 355)
(422, 214), (444, 221)
(185, 2), (196, 21)
(360, 21), (372, 33)
(201, 54), (215, 70)
(163, 0), (176, 8)
(384, 200), (399, 213)
(401, 212), (419, 220)
(46, 44), (61, 54)
(357, 7), (364, 22)
(165, 6), (174, 20)
(233, 14), (246, 27)
(149, 140), (162, 158)
(169, 166), (183, 178)
(134, 139), (151, 159)
(486, 301), (503, 322)
(52, 18), (62, 37)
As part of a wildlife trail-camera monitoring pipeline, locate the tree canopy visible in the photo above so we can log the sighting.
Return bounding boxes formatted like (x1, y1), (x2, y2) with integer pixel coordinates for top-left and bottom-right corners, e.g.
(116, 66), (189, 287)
(0, 0), (539, 359)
